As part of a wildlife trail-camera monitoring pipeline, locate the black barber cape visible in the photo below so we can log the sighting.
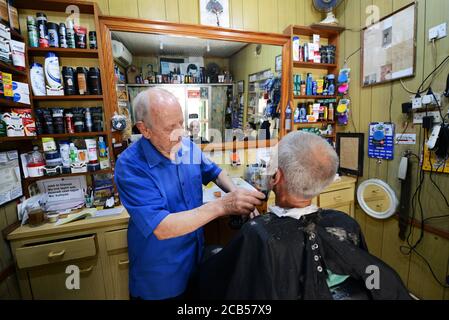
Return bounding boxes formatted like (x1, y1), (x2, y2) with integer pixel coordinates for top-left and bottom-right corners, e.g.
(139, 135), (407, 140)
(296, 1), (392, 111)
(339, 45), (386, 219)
(194, 210), (411, 300)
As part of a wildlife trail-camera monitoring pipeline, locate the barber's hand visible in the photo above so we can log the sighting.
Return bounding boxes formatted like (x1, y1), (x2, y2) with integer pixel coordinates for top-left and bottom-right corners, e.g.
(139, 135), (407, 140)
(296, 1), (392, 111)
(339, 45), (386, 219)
(218, 189), (265, 216)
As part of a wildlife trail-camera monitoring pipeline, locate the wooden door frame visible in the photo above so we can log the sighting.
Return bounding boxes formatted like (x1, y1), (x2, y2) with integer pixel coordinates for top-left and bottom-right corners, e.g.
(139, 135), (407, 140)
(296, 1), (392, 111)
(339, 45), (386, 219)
(97, 15), (292, 146)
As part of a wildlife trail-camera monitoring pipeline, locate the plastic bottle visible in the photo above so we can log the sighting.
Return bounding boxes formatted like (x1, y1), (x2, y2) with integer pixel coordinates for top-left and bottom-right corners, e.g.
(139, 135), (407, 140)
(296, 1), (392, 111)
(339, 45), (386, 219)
(44, 52), (63, 95)
(69, 143), (78, 163)
(292, 36), (300, 62)
(85, 108), (92, 132)
(58, 23), (67, 48)
(30, 62), (46, 96)
(294, 104), (300, 124)
(98, 136), (107, 157)
(285, 103), (292, 131)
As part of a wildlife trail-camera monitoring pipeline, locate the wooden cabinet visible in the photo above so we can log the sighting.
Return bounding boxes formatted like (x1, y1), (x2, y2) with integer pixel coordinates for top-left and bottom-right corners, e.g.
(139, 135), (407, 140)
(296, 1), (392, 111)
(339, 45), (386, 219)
(28, 258), (106, 300)
(318, 177), (356, 218)
(7, 210), (129, 300)
(105, 229), (129, 299)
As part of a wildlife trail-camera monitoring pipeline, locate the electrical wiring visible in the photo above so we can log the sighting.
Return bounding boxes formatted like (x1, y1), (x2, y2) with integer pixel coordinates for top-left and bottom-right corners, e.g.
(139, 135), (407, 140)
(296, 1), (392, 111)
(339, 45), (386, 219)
(416, 55), (449, 95)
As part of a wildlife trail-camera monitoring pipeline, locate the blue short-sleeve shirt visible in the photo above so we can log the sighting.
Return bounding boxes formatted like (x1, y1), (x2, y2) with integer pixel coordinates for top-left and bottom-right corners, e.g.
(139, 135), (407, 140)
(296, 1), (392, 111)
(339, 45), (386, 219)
(115, 137), (222, 300)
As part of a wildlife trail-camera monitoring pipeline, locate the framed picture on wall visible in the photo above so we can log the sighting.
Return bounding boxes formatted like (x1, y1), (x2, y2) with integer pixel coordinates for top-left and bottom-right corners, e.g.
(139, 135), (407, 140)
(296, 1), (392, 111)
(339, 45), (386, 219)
(200, 0), (230, 28)
(237, 80), (244, 94)
(336, 133), (365, 177)
(275, 55), (282, 72)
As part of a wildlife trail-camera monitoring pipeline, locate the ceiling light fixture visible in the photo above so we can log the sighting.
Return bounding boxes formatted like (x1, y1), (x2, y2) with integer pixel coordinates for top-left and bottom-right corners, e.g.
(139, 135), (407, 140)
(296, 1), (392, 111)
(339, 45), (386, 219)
(160, 42), (164, 50)
(206, 42), (210, 52)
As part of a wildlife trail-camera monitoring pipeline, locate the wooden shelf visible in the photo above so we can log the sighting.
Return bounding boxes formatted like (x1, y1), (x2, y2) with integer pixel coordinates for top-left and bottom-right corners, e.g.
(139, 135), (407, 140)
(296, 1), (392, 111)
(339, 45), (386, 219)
(0, 97), (32, 108)
(0, 61), (28, 76)
(15, 0), (96, 14)
(28, 47), (99, 58)
(24, 169), (113, 184)
(0, 136), (36, 142)
(291, 25), (342, 38)
(293, 61), (337, 70)
(38, 132), (108, 138)
(33, 95), (103, 101)
(294, 95), (337, 100)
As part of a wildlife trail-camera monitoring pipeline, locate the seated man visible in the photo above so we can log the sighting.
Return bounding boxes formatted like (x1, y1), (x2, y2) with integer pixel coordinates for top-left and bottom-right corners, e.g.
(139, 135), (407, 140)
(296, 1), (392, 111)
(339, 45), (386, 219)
(189, 120), (209, 145)
(194, 131), (411, 300)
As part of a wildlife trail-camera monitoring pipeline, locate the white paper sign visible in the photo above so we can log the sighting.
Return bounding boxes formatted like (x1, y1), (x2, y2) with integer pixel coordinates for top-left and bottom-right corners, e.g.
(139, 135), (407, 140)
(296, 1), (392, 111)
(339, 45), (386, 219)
(395, 133), (416, 145)
(37, 176), (87, 202)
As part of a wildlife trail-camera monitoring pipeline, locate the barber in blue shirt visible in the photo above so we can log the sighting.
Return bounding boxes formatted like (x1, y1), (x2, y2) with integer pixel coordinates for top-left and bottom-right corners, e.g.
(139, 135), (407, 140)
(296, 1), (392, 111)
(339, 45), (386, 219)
(115, 88), (265, 300)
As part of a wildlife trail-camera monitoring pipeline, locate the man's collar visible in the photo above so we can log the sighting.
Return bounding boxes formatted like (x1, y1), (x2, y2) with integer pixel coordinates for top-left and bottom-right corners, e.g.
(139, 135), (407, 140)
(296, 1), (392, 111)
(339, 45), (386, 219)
(141, 137), (189, 168)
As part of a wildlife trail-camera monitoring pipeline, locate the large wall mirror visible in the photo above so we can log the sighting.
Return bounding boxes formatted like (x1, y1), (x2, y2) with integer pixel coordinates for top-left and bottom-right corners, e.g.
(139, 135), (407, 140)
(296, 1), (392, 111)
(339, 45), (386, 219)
(98, 16), (290, 152)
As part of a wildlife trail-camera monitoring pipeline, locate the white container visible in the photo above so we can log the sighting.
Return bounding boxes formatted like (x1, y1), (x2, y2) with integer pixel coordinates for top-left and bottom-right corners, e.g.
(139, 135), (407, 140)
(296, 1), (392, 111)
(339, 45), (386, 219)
(27, 163), (45, 177)
(292, 36), (300, 62)
(30, 63), (46, 96)
(44, 52), (64, 96)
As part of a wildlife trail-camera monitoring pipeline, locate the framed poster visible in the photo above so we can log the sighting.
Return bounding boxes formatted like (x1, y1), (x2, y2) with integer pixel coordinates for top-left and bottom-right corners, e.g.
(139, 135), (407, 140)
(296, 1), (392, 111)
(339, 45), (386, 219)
(200, 0), (230, 28)
(336, 133), (365, 177)
(361, 3), (417, 86)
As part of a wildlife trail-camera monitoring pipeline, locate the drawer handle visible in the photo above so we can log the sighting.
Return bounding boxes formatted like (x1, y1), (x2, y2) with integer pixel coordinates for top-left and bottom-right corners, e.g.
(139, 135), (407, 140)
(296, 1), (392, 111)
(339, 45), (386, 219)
(48, 249), (65, 258)
(376, 204), (383, 209)
(118, 259), (129, 266)
(372, 189), (381, 194)
(334, 196), (343, 201)
(80, 266), (93, 273)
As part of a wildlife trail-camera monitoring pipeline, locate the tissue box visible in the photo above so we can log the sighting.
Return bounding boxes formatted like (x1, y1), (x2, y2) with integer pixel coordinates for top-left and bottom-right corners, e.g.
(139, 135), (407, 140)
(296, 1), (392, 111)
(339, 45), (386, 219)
(12, 82), (31, 104)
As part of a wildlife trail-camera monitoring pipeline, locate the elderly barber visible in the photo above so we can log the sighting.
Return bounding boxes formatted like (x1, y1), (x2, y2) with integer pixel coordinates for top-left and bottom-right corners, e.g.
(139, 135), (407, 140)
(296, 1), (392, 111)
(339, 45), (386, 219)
(115, 88), (264, 300)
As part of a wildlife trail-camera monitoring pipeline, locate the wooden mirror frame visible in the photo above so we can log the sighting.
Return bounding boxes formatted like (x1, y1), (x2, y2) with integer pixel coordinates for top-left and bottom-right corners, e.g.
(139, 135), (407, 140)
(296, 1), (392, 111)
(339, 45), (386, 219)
(97, 15), (291, 152)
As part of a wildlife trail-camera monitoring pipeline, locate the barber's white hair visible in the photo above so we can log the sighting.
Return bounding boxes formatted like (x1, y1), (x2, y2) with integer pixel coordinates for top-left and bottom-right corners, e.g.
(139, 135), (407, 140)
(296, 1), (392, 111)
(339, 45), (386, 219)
(278, 131), (339, 199)
(133, 89), (153, 128)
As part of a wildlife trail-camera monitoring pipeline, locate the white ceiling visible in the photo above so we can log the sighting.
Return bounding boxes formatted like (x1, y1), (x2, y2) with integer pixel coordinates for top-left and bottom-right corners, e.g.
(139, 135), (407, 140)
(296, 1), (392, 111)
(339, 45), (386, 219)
(111, 31), (248, 58)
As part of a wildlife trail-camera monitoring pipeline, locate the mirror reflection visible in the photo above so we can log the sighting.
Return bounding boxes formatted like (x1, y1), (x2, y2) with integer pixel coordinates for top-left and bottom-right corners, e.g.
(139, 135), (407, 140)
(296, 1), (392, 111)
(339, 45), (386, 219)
(109, 31), (282, 145)
(362, 184), (391, 214)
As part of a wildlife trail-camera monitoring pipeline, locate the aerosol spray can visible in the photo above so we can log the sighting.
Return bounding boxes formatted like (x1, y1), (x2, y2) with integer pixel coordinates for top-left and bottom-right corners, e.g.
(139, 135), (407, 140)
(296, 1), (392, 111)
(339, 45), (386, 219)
(36, 12), (48, 48)
(59, 23), (68, 48)
(26, 16), (38, 48)
(66, 19), (76, 49)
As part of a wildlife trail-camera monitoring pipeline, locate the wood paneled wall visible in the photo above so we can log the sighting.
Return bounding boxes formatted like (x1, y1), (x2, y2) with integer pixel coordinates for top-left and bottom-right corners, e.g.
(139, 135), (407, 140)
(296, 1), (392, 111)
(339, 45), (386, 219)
(94, 0), (449, 300)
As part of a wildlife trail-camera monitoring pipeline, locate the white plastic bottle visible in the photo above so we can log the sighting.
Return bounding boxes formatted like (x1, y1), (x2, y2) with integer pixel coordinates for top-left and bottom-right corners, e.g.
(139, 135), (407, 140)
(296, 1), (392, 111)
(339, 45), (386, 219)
(44, 52), (63, 95)
(30, 63), (46, 96)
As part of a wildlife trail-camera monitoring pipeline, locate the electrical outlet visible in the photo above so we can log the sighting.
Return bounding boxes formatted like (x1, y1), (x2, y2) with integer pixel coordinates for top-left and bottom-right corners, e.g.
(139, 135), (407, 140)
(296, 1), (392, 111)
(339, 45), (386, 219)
(429, 23), (447, 41)
(412, 96), (422, 109)
(413, 111), (442, 124)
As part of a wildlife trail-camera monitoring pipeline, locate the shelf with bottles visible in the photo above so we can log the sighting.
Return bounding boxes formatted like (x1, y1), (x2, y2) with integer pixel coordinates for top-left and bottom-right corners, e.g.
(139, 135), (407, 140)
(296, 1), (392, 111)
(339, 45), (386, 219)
(21, 136), (112, 184)
(292, 73), (337, 98)
(34, 106), (105, 137)
(293, 62), (337, 70)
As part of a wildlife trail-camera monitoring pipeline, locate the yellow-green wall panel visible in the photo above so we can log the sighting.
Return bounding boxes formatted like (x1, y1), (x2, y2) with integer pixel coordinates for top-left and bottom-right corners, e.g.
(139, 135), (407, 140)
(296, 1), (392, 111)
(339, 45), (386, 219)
(165, 0), (180, 22)
(230, 0), (244, 30)
(178, 0), (199, 24)
(242, 0), (259, 31)
(277, 0), (296, 33)
(108, 0), (139, 18)
(258, 0), (278, 33)
(137, 0), (166, 21)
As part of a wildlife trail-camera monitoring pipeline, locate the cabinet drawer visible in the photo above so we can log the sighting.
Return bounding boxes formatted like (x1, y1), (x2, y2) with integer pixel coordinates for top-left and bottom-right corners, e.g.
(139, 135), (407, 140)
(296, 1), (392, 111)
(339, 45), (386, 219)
(320, 188), (354, 208)
(105, 229), (128, 252)
(15, 235), (96, 269)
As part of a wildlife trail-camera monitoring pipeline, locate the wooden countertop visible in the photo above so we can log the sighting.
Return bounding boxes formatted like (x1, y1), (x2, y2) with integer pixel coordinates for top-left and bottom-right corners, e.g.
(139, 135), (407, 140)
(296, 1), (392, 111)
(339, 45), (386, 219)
(322, 176), (357, 192)
(7, 208), (130, 241)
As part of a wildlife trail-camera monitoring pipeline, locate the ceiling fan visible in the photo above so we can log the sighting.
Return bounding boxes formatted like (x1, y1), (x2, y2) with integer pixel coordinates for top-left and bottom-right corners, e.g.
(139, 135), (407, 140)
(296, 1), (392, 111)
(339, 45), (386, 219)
(312, 0), (343, 25)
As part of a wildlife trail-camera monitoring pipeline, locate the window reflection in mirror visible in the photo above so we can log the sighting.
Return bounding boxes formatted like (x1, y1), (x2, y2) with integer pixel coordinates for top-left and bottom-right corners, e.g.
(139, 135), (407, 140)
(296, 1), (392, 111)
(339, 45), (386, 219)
(110, 31), (282, 146)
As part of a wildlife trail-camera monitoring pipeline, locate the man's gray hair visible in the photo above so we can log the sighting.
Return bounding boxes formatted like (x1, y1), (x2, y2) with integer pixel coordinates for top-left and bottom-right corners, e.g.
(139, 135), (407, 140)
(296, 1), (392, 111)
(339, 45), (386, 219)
(278, 131), (339, 199)
(133, 89), (153, 128)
